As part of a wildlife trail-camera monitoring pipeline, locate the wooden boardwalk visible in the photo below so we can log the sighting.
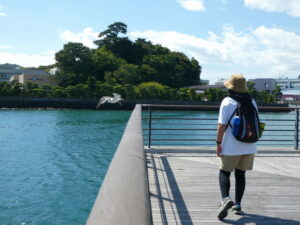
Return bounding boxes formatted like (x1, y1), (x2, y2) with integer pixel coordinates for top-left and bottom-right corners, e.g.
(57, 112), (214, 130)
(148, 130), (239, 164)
(146, 147), (300, 225)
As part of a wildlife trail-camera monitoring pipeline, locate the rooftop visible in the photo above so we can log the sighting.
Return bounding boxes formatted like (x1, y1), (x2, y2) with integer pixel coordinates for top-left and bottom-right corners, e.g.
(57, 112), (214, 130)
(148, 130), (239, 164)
(0, 69), (49, 75)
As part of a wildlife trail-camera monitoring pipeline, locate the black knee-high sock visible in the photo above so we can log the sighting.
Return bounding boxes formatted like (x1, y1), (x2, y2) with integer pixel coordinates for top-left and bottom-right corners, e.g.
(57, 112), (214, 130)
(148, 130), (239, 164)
(235, 169), (246, 205)
(219, 170), (231, 199)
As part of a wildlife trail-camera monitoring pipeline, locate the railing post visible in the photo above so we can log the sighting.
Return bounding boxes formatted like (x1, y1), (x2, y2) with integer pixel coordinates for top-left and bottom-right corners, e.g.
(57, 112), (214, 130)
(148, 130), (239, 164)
(294, 109), (299, 150)
(148, 106), (152, 149)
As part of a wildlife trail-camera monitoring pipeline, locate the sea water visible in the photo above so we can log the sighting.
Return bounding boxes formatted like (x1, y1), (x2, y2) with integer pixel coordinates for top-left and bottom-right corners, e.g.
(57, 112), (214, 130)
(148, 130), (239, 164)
(0, 109), (130, 225)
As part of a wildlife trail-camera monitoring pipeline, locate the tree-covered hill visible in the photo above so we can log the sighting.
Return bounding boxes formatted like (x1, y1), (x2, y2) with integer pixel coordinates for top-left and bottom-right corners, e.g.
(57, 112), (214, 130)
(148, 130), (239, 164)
(55, 22), (202, 88)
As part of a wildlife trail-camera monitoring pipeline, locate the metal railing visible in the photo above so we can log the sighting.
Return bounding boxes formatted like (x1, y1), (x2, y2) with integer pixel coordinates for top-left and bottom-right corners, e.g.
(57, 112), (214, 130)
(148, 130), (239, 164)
(142, 105), (300, 150)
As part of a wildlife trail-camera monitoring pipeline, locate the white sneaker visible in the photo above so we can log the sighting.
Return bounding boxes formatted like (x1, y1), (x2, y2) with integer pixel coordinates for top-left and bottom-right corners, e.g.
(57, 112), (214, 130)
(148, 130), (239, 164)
(217, 197), (234, 220)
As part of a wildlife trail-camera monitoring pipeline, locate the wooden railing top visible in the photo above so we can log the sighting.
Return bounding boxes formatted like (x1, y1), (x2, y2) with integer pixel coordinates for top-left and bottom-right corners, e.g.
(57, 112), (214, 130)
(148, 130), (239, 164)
(86, 105), (151, 225)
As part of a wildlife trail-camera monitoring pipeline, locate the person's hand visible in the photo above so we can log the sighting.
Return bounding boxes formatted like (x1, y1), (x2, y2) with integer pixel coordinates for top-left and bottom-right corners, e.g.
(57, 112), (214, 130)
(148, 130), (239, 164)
(217, 144), (223, 157)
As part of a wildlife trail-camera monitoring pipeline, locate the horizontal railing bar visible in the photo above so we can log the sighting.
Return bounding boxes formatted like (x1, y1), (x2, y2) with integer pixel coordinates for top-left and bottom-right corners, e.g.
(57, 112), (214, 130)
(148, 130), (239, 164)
(143, 117), (296, 122)
(143, 128), (217, 130)
(145, 139), (214, 141)
(149, 123), (218, 126)
(143, 133), (215, 136)
(143, 117), (218, 120)
(143, 128), (293, 131)
(142, 104), (298, 110)
(143, 133), (294, 137)
(144, 139), (293, 142)
(147, 143), (293, 146)
(146, 123), (295, 127)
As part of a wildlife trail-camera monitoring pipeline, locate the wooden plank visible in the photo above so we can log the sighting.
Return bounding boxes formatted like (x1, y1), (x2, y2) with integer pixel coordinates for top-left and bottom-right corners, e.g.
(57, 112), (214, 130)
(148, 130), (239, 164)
(147, 150), (300, 225)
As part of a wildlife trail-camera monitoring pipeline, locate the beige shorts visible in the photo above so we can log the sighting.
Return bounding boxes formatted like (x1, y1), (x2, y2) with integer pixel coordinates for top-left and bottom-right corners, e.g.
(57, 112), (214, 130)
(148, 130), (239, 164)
(220, 154), (255, 172)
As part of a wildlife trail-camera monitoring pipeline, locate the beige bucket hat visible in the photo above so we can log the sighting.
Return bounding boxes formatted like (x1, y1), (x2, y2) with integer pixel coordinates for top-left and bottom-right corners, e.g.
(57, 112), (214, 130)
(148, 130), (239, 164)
(224, 74), (248, 93)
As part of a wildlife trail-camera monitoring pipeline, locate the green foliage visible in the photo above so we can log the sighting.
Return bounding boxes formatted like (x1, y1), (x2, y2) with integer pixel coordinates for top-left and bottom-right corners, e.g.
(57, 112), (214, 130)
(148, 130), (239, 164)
(1, 22), (205, 100)
(112, 84), (126, 98)
(42, 84), (52, 91)
(94, 82), (114, 97)
(162, 87), (178, 100)
(142, 52), (200, 87)
(124, 84), (136, 99)
(272, 85), (282, 100)
(177, 88), (191, 100)
(0, 82), (12, 96)
(55, 22), (201, 88)
(50, 86), (67, 98)
(203, 88), (228, 101)
(25, 82), (38, 91)
(65, 84), (89, 98)
(11, 82), (23, 96)
(55, 42), (93, 85)
(105, 64), (140, 85)
(92, 48), (125, 81)
(136, 82), (166, 99)
(247, 81), (258, 99)
(87, 76), (96, 97)
(98, 22), (127, 39)
(30, 88), (48, 97)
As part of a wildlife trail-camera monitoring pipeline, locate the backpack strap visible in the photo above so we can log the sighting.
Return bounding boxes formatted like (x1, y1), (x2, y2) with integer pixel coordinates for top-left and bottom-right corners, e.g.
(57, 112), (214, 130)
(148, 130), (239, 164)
(251, 102), (260, 124)
(225, 107), (237, 130)
(225, 97), (239, 130)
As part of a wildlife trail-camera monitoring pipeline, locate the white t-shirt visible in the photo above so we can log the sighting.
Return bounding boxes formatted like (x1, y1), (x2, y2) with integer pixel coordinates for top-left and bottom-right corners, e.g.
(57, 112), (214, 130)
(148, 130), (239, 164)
(218, 97), (257, 156)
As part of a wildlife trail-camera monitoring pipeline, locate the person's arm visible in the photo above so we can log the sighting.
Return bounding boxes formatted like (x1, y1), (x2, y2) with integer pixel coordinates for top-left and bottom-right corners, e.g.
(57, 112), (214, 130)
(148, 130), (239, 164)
(216, 123), (227, 157)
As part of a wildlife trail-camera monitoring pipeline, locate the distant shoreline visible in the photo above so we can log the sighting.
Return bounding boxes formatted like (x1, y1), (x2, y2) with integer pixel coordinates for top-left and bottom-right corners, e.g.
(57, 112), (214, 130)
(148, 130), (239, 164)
(0, 97), (292, 112)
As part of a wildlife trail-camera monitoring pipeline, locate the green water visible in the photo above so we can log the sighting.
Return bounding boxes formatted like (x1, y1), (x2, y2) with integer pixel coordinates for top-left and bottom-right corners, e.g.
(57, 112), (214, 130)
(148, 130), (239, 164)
(0, 109), (131, 225)
(0, 109), (295, 225)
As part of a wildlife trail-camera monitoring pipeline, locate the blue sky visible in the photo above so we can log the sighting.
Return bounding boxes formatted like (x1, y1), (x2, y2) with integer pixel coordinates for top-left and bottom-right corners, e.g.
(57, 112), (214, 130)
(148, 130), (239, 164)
(1, 0), (300, 83)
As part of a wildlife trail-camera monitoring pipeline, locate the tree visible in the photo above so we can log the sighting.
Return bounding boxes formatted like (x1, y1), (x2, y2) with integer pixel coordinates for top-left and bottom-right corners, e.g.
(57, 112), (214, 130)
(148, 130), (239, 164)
(105, 64), (140, 85)
(0, 82), (11, 96)
(55, 42), (93, 85)
(50, 86), (67, 98)
(136, 82), (166, 99)
(94, 82), (114, 97)
(10, 82), (23, 96)
(97, 22), (127, 39)
(142, 52), (200, 88)
(30, 88), (48, 97)
(177, 88), (189, 100)
(258, 91), (276, 104)
(203, 88), (228, 101)
(94, 22), (141, 64)
(92, 48), (125, 81)
(124, 84), (136, 99)
(87, 76), (96, 97)
(272, 85), (282, 101)
(247, 81), (258, 99)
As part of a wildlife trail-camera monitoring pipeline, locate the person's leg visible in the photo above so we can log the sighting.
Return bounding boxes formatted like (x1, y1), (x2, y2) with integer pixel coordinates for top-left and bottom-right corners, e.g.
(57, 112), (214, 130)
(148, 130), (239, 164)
(218, 156), (239, 219)
(232, 169), (246, 215)
(234, 169), (246, 205)
(219, 170), (231, 199)
(218, 170), (234, 219)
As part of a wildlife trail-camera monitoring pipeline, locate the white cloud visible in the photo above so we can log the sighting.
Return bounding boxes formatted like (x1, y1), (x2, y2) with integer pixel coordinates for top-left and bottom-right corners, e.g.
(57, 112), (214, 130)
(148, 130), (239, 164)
(130, 26), (300, 81)
(244, 0), (300, 18)
(59, 27), (99, 48)
(177, 0), (205, 11)
(0, 45), (10, 49)
(0, 5), (7, 16)
(0, 51), (55, 67)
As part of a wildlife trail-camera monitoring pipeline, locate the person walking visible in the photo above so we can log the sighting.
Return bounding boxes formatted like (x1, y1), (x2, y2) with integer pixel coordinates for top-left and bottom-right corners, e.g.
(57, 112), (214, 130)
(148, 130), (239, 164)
(216, 74), (258, 220)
